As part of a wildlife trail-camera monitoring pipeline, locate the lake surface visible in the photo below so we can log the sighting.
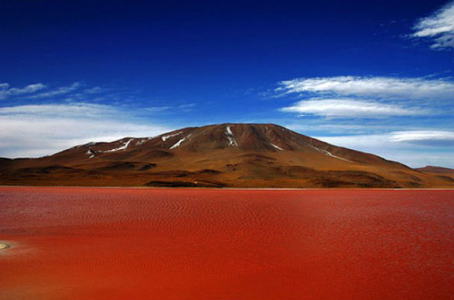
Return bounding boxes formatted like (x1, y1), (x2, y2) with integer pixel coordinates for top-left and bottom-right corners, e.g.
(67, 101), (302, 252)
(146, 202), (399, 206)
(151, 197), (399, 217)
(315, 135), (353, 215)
(1, 187), (453, 300)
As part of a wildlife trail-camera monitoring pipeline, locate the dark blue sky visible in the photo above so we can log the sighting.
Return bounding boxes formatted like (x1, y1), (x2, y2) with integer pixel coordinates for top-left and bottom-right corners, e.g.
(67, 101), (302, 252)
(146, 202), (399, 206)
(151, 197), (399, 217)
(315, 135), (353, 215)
(1, 0), (453, 167)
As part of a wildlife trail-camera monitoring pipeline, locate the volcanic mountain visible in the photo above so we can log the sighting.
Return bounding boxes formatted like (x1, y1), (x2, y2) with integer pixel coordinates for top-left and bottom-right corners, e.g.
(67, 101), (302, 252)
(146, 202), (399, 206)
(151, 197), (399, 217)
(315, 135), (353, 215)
(1, 123), (453, 188)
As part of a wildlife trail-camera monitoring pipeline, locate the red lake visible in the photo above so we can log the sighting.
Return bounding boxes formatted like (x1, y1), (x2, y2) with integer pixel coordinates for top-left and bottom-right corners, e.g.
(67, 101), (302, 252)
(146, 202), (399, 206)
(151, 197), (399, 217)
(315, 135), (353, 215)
(0, 187), (453, 300)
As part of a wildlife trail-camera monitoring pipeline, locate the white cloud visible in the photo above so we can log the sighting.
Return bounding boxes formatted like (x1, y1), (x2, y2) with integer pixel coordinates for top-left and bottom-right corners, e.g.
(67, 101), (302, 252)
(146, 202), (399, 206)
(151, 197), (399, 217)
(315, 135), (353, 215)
(277, 76), (454, 100)
(0, 83), (47, 100)
(0, 103), (171, 158)
(285, 123), (412, 134)
(316, 132), (454, 168)
(0, 103), (115, 117)
(317, 131), (454, 148)
(280, 98), (425, 118)
(390, 130), (454, 146)
(276, 75), (453, 165)
(412, 1), (454, 49)
(29, 82), (82, 99)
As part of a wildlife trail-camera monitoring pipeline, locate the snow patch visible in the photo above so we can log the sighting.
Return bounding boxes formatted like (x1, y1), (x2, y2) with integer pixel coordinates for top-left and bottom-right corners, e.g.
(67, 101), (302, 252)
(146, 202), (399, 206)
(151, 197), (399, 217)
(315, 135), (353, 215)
(170, 134), (191, 149)
(86, 149), (95, 159)
(135, 138), (151, 146)
(105, 139), (133, 153)
(225, 125), (238, 147)
(226, 125), (233, 136)
(309, 144), (350, 162)
(270, 143), (283, 151)
(162, 131), (182, 141)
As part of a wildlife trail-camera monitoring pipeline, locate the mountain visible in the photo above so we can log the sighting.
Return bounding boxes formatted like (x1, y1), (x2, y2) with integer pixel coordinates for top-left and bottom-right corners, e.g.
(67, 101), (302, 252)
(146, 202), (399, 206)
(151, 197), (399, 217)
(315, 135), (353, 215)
(1, 123), (453, 188)
(415, 166), (454, 185)
(416, 166), (454, 174)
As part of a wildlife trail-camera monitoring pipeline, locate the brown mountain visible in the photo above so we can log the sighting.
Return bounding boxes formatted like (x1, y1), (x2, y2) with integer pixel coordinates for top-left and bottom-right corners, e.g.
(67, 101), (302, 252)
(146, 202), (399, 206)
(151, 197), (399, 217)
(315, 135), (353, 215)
(415, 166), (454, 184)
(1, 123), (453, 188)
(416, 166), (454, 174)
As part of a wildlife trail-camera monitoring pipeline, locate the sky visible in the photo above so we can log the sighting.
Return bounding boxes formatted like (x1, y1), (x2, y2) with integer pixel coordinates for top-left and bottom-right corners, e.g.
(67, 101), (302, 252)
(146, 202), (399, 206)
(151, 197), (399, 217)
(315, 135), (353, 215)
(1, 0), (453, 167)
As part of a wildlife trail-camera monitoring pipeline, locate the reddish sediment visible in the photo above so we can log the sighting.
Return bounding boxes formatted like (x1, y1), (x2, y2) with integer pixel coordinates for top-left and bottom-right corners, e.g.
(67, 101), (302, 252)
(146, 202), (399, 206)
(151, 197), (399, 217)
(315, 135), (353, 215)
(0, 187), (453, 300)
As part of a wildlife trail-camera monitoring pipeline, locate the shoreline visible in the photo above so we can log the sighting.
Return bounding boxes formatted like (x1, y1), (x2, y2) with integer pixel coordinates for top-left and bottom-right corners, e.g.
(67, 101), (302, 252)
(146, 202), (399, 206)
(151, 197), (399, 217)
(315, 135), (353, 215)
(0, 185), (453, 190)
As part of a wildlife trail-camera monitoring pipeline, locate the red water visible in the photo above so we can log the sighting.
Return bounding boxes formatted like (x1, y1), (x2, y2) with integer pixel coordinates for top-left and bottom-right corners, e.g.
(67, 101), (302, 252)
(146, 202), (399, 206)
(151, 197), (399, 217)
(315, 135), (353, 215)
(0, 187), (453, 300)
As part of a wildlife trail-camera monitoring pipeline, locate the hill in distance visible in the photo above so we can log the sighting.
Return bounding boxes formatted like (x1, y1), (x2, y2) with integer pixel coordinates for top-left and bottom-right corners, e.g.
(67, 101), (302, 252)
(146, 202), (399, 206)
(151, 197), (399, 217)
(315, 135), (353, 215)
(1, 123), (453, 188)
(415, 166), (454, 174)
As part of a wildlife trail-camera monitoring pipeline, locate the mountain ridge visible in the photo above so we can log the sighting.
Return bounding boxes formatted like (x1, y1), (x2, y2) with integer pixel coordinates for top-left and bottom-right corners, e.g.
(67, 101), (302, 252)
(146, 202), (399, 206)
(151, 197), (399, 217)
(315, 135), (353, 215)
(416, 166), (454, 174)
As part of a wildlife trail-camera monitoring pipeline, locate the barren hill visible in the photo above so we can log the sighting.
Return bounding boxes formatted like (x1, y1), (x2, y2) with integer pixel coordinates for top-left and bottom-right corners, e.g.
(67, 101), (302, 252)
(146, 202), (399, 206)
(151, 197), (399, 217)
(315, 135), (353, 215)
(416, 166), (454, 174)
(1, 123), (453, 188)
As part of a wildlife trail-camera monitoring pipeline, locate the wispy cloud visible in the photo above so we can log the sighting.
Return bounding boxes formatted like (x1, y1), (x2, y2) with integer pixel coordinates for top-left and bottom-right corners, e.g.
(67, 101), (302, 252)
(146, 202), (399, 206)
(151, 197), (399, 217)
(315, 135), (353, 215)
(0, 103), (115, 117)
(285, 123), (412, 135)
(0, 103), (171, 158)
(144, 106), (171, 113)
(141, 103), (197, 114)
(29, 82), (83, 99)
(178, 103), (196, 109)
(0, 82), (108, 103)
(83, 86), (103, 94)
(0, 83), (47, 100)
(411, 1), (454, 49)
(390, 130), (454, 146)
(280, 99), (426, 118)
(277, 76), (454, 100)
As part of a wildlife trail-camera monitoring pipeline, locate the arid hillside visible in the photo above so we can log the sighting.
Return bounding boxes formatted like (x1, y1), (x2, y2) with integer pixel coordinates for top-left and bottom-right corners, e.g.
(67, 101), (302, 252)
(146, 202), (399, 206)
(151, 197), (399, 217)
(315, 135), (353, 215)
(1, 123), (453, 188)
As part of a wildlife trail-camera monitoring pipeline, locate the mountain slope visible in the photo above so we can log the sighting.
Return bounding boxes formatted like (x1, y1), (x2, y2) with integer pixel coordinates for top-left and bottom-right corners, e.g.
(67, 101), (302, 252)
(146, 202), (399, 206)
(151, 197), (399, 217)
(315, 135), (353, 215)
(1, 123), (452, 188)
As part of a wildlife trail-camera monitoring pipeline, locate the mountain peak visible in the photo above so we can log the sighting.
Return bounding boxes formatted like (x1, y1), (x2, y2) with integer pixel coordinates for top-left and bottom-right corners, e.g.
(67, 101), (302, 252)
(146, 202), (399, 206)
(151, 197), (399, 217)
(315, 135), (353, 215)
(148, 123), (312, 153)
